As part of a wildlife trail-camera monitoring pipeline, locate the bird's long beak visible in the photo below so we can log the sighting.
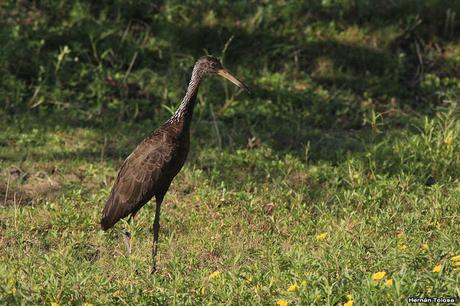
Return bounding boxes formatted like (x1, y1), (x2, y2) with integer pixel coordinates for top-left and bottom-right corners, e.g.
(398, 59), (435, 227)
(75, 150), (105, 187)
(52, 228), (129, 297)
(217, 68), (249, 92)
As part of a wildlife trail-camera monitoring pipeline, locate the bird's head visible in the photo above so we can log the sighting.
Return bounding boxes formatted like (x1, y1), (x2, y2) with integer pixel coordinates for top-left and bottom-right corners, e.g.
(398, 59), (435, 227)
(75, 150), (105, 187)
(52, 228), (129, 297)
(195, 55), (249, 92)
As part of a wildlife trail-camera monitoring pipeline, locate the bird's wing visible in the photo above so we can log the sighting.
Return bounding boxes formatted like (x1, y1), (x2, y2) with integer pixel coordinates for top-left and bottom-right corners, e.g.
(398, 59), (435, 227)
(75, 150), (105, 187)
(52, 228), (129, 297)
(100, 134), (173, 230)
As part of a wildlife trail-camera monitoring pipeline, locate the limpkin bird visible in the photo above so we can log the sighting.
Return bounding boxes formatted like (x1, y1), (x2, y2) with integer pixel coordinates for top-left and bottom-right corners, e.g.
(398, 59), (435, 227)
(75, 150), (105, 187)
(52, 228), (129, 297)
(101, 56), (248, 273)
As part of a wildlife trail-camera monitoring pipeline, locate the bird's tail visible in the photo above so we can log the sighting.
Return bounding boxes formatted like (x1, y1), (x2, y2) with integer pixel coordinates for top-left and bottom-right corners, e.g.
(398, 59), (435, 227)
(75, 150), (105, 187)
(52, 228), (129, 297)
(100, 214), (114, 231)
(100, 192), (119, 230)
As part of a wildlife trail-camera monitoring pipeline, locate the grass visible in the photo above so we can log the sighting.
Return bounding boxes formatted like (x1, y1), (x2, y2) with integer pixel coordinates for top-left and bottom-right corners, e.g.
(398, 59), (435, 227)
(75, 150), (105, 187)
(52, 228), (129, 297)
(1, 1), (460, 305)
(1, 107), (460, 305)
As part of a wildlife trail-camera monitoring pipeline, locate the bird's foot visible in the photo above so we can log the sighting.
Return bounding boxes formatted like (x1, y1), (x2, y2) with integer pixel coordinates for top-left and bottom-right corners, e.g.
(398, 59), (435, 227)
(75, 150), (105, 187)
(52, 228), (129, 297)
(122, 230), (132, 255)
(150, 257), (158, 274)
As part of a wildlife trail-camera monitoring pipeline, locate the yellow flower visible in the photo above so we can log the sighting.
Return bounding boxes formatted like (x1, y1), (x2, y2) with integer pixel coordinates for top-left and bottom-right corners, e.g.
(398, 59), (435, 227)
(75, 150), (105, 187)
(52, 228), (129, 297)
(344, 300), (353, 306)
(209, 271), (221, 280)
(300, 280), (307, 287)
(85, 304), (94, 306)
(450, 255), (460, 262)
(453, 261), (460, 267)
(346, 294), (353, 300)
(287, 283), (299, 292)
(399, 244), (407, 251)
(316, 232), (328, 241)
(276, 299), (288, 306)
(51, 303), (59, 306)
(421, 244), (429, 252)
(384, 278), (393, 287)
(444, 135), (453, 146)
(372, 271), (386, 281)
(200, 287), (205, 295)
(432, 264), (442, 273)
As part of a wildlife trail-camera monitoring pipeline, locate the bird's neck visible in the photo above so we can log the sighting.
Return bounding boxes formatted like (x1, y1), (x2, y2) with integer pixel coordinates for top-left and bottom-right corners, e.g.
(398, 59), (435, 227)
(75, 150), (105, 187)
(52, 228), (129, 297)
(171, 66), (203, 131)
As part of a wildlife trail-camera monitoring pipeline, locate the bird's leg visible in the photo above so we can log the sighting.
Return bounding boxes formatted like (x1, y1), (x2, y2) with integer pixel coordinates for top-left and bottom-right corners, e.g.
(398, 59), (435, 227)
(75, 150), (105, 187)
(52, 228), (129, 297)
(151, 196), (163, 274)
(122, 229), (132, 255)
(122, 213), (136, 255)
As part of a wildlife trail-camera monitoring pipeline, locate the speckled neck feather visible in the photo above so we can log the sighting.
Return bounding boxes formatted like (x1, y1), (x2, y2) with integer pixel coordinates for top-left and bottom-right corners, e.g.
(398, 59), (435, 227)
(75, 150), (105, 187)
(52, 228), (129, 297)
(171, 63), (205, 124)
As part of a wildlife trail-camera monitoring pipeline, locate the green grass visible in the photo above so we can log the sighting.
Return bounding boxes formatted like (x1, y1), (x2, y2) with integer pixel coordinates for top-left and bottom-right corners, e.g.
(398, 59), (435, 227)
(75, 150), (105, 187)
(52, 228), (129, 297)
(1, 1), (460, 305)
(1, 108), (460, 305)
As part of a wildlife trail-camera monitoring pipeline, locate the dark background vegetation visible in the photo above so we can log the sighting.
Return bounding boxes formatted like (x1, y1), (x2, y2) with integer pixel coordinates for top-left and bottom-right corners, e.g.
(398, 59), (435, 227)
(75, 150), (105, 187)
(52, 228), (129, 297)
(2, 0), (459, 131)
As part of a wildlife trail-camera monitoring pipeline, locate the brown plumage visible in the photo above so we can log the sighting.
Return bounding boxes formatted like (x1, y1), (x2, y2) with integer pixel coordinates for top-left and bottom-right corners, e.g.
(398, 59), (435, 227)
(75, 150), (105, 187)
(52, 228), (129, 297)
(100, 55), (248, 273)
